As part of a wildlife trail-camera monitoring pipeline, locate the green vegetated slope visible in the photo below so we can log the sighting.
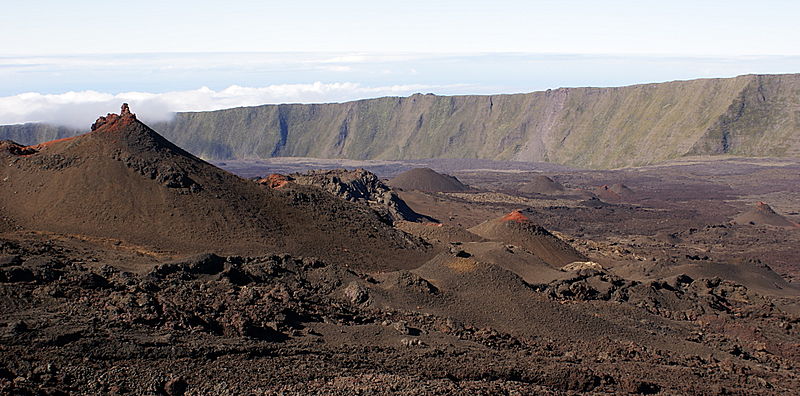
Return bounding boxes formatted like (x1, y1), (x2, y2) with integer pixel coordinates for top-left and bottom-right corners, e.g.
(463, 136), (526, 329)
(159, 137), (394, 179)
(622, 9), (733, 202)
(688, 74), (800, 157)
(4, 74), (800, 169)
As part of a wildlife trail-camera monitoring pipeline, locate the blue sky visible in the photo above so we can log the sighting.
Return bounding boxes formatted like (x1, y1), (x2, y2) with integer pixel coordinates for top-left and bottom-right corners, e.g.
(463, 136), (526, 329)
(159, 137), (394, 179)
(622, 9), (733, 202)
(5, 1), (800, 56)
(2, 1), (799, 126)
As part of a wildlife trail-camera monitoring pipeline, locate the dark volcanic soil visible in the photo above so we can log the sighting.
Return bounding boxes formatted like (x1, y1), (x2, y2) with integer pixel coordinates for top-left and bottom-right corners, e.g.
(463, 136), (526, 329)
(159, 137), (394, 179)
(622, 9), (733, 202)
(1, 109), (799, 394)
(2, 230), (799, 395)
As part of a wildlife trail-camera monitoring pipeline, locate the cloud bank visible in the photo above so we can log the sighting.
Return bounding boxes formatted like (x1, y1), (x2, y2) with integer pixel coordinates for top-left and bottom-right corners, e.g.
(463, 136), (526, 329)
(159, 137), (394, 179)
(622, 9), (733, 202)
(4, 52), (798, 130)
(0, 82), (448, 129)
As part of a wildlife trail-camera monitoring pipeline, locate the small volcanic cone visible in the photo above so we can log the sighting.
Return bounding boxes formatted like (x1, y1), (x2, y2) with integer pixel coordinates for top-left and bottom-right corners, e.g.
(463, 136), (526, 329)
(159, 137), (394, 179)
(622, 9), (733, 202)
(468, 210), (585, 267)
(734, 202), (799, 228)
(590, 183), (634, 202)
(395, 220), (486, 245)
(518, 175), (565, 195)
(591, 185), (620, 201)
(609, 183), (633, 195)
(388, 168), (471, 192)
(500, 210), (530, 223)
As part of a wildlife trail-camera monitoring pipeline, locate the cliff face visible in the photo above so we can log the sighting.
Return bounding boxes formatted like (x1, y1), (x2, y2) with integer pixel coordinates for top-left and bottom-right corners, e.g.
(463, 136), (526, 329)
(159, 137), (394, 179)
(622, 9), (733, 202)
(688, 74), (800, 157)
(3, 74), (800, 169)
(0, 123), (78, 148)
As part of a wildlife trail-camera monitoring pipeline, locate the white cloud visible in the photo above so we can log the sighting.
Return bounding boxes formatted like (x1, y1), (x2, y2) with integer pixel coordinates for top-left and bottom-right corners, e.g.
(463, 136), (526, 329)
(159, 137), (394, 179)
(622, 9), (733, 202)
(318, 65), (353, 72)
(0, 82), (455, 129)
(314, 54), (424, 64)
(0, 52), (433, 76)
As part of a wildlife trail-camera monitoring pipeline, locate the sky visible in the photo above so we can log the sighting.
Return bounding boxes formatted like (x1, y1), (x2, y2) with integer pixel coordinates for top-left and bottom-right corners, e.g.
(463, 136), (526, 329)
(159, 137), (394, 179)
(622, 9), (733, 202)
(2, 0), (799, 127)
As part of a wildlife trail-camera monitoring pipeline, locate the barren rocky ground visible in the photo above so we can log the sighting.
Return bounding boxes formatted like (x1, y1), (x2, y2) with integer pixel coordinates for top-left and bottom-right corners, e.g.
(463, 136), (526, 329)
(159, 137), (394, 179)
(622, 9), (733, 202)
(1, 108), (799, 394)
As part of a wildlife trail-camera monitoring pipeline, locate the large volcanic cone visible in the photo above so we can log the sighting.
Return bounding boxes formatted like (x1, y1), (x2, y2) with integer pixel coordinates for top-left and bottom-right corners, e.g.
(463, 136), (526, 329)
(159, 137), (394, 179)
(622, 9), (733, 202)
(0, 105), (433, 270)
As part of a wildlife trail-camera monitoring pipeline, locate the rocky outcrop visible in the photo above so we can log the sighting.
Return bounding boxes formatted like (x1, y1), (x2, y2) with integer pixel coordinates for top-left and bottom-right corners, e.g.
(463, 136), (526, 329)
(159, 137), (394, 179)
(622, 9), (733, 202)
(536, 269), (772, 323)
(92, 103), (136, 131)
(561, 261), (604, 272)
(0, 140), (37, 156)
(256, 173), (293, 189)
(289, 168), (431, 223)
